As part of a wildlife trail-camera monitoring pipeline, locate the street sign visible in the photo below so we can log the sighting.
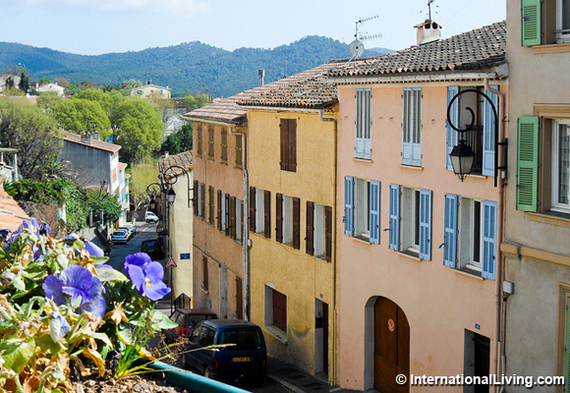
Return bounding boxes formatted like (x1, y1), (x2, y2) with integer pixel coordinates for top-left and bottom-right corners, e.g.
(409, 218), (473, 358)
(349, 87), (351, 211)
(166, 257), (177, 268)
(180, 253), (191, 260)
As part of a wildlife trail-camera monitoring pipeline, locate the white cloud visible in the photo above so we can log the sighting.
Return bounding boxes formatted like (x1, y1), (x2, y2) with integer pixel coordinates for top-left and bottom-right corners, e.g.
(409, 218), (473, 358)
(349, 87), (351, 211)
(18, 0), (209, 15)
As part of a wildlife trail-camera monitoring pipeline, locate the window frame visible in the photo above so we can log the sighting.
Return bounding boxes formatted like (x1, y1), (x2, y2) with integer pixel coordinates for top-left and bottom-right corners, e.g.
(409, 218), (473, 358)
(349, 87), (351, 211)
(402, 87), (423, 167)
(266, 286), (287, 333)
(557, 0), (570, 43)
(552, 119), (570, 213)
(355, 88), (372, 160)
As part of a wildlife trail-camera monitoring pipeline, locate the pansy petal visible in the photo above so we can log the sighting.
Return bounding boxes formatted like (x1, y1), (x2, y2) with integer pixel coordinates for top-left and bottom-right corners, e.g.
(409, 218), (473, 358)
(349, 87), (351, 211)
(43, 275), (65, 305)
(124, 252), (152, 271)
(144, 262), (165, 282)
(85, 242), (104, 257)
(143, 280), (171, 301)
(80, 294), (106, 319)
(126, 264), (146, 292)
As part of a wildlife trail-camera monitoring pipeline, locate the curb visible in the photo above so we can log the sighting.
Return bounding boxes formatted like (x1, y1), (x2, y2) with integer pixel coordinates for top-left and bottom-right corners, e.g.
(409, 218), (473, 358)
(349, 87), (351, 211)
(267, 374), (307, 393)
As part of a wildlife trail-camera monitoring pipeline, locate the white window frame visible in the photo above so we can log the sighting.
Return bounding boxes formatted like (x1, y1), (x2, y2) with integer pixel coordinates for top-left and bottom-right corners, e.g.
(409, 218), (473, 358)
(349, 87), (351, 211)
(552, 119), (570, 213)
(355, 88), (372, 159)
(458, 197), (484, 272)
(402, 87), (422, 166)
(282, 195), (293, 245)
(313, 203), (326, 258)
(255, 188), (265, 234)
(220, 191), (229, 233)
(557, 0), (570, 43)
(401, 188), (421, 254)
(355, 179), (371, 240)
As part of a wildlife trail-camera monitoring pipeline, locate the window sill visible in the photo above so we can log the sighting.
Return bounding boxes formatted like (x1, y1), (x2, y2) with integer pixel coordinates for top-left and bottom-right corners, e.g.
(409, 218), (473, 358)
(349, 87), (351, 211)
(352, 236), (372, 245)
(264, 325), (287, 344)
(532, 42), (570, 55)
(400, 164), (423, 171)
(528, 212), (570, 228)
(200, 286), (210, 295)
(353, 157), (372, 163)
(395, 250), (423, 262)
(453, 267), (484, 280)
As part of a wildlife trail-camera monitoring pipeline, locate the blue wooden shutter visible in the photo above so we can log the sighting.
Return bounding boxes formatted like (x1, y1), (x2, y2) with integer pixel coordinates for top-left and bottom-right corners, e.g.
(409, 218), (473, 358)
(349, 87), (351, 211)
(344, 176), (354, 236)
(389, 184), (400, 250)
(443, 194), (458, 268)
(482, 87), (499, 176)
(517, 116), (539, 211)
(482, 200), (497, 280)
(446, 86), (460, 170)
(402, 88), (422, 166)
(355, 89), (372, 159)
(419, 189), (432, 260)
(522, 0), (541, 46)
(369, 180), (381, 244)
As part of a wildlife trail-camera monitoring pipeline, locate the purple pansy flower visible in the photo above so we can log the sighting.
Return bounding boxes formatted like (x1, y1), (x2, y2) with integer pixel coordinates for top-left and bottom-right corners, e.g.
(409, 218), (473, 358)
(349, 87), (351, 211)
(126, 260), (170, 301)
(39, 222), (51, 236)
(43, 265), (106, 318)
(48, 311), (71, 342)
(124, 252), (152, 271)
(84, 241), (104, 257)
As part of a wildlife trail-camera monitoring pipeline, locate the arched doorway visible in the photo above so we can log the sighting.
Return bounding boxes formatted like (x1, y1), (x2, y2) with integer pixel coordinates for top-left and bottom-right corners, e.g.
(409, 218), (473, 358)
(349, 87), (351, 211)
(374, 297), (410, 393)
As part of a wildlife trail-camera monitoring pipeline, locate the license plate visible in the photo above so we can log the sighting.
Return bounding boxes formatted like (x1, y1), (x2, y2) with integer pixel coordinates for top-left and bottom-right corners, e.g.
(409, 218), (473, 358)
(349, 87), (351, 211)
(232, 357), (251, 362)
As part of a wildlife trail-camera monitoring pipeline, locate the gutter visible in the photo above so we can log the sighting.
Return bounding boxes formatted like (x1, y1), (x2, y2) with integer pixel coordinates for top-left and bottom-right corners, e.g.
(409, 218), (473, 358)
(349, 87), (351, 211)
(238, 105), (333, 113)
(182, 116), (239, 128)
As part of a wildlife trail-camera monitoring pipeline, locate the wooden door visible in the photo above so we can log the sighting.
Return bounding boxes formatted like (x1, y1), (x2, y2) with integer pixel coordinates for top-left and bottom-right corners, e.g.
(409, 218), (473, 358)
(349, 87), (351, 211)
(374, 297), (410, 393)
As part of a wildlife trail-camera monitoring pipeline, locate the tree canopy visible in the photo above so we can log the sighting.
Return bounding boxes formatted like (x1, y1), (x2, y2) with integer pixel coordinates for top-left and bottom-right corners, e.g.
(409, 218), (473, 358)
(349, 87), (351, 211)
(161, 123), (192, 155)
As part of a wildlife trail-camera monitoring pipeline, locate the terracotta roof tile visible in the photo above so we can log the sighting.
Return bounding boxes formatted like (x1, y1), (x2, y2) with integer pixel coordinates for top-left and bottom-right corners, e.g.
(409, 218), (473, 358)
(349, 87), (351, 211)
(0, 178), (29, 231)
(159, 150), (193, 178)
(328, 21), (506, 78)
(62, 131), (121, 154)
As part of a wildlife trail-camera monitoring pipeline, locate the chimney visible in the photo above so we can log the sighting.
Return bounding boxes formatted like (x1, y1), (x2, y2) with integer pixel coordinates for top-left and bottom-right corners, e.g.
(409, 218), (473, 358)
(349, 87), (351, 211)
(415, 19), (442, 46)
(81, 134), (92, 145)
(258, 69), (265, 86)
(91, 132), (100, 141)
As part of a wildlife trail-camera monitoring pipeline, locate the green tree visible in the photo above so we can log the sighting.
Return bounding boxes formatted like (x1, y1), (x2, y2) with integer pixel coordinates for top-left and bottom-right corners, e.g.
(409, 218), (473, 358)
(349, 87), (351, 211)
(180, 90), (210, 111)
(129, 157), (160, 211)
(0, 97), (62, 180)
(86, 188), (122, 225)
(117, 79), (143, 96)
(18, 71), (30, 93)
(38, 77), (50, 86)
(111, 98), (163, 164)
(74, 88), (125, 119)
(160, 123), (192, 155)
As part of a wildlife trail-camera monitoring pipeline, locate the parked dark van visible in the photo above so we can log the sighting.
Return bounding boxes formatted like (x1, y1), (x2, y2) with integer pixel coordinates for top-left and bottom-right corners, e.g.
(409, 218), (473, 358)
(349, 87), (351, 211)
(183, 319), (267, 383)
(140, 239), (164, 260)
(162, 308), (217, 343)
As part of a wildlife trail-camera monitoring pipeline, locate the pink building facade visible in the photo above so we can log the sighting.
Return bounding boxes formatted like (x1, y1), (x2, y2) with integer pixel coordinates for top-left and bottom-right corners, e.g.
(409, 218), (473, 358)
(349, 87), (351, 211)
(329, 22), (508, 392)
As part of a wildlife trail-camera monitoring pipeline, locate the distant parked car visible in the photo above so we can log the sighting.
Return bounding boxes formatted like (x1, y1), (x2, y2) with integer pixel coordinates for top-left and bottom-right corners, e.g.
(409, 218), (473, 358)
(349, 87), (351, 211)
(118, 226), (134, 240)
(140, 239), (164, 260)
(162, 308), (217, 343)
(145, 211), (159, 223)
(124, 222), (136, 235)
(183, 319), (267, 383)
(110, 229), (129, 244)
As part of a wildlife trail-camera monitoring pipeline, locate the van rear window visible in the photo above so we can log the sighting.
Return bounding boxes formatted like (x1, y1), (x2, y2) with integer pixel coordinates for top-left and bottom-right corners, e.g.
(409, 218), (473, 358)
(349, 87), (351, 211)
(219, 330), (262, 350)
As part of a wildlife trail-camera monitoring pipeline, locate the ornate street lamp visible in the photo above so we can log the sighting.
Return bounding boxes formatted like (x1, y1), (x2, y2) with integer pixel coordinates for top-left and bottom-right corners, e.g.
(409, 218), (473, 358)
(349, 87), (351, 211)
(449, 139), (475, 182)
(167, 187), (176, 204)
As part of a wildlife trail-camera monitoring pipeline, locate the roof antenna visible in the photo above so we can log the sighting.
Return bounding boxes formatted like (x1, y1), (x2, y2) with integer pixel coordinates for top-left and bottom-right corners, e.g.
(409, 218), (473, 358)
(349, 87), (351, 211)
(427, 0), (436, 19)
(349, 15), (382, 58)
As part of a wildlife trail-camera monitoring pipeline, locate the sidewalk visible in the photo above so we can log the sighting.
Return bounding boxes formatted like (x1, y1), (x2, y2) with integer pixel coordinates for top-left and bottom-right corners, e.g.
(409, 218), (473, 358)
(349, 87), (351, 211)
(267, 357), (363, 393)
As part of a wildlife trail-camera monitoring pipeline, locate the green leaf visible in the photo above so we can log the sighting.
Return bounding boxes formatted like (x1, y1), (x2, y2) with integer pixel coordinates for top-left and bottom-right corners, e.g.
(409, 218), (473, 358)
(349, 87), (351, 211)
(0, 338), (35, 374)
(96, 267), (127, 282)
(56, 253), (69, 268)
(92, 256), (110, 265)
(12, 276), (25, 291)
(151, 310), (178, 330)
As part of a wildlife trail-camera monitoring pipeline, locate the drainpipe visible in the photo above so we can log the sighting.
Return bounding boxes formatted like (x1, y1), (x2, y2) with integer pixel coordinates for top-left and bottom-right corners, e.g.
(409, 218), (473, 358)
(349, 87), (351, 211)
(319, 108), (337, 386)
(231, 126), (250, 321)
(484, 77), (506, 393)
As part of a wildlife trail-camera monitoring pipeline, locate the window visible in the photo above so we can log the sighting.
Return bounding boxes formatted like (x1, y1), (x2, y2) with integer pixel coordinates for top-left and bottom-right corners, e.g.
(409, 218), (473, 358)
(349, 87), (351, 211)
(235, 134), (243, 168)
(276, 194), (300, 249)
(249, 187), (271, 238)
(306, 202), (331, 260)
(202, 257), (209, 291)
(517, 109), (570, 216)
(196, 125), (203, 157)
(344, 176), (380, 244)
(556, 284), (570, 386)
(446, 86), (498, 175)
(444, 194), (497, 279)
(221, 128), (228, 164)
(389, 185), (432, 260)
(522, 0), (570, 46)
(355, 88), (372, 159)
(194, 182), (205, 219)
(402, 87), (422, 166)
(217, 190), (229, 235)
(232, 198), (243, 242)
(280, 119), (297, 172)
(208, 126), (214, 159)
(208, 186), (215, 225)
(266, 286), (287, 332)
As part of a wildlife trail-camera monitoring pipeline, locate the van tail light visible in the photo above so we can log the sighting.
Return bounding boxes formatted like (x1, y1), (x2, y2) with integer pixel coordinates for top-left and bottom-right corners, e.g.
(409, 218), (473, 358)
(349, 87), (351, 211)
(262, 358), (267, 367)
(212, 359), (219, 369)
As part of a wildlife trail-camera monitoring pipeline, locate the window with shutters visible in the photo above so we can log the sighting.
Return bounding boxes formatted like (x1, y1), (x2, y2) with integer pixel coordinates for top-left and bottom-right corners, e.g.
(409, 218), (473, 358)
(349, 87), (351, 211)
(280, 118), (297, 172)
(202, 257), (209, 292)
(355, 88), (372, 159)
(218, 191), (230, 235)
(234, 198), (243, 243)
(276, 194), (300, 249)
(521, 0), (570, 46)
(220, 128), (228, 164)
(266, 286), (287, 333)
(389, 185), (432, 260)
(344, 176), (381, 244)
(208, 126), (214, 160)
(195, 182), (205, 219)
(446, 86), (498, 176)
(444, 195), (497, 279)
(402, 88), (423, 166)
(306, 202), (330, 259)
(251, 188), (271, 238)
(235, 135), (243, 169)
(517, 106), (570, 219)
(196, 125), (203, 157)
(208, 186), (215, 225)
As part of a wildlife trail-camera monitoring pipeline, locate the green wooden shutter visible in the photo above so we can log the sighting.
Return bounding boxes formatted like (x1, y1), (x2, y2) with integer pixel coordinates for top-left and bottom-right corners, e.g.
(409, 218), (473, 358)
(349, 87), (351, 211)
(517, 116), (539, 211)
(522, 0), (541, 46)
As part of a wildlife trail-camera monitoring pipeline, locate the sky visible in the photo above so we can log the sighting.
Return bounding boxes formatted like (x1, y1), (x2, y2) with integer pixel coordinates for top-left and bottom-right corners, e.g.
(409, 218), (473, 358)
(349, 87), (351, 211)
(0, 0), (506, 56)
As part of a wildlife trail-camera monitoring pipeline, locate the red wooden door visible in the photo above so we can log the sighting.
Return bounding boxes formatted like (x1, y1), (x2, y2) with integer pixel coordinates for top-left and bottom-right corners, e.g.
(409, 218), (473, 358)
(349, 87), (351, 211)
(374, 297), (409, 393)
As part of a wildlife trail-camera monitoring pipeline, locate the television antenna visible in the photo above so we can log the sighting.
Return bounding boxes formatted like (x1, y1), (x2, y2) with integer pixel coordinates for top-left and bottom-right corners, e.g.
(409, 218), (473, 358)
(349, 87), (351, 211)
(349, 15), (382, 58)
(427, 0), (437, 19)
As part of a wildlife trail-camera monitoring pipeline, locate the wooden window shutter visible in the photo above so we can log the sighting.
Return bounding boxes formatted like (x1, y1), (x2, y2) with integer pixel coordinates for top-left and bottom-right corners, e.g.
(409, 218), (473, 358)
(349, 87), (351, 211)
(217, 190), (222, 231)
(208, 126), (215, 159)
(193, 180), (198, 215)
(225, 193), (230, 236)
(221, 128), (228, 163)
(306, 201), (314, 255)
(235, 135), (243, 168)
(249, 187), (256, 233)
(369, 181), (381, 244)
(289, 120), (297, 172)
(418, 189), (432, 261)
(196, 126), (202, 157)
(325, 206), (333, 262)
(264, 190), (271, 239)
(516, 116), (539, 211)
(443, 194), (458, 268)
(202, 257), (209, 290)
(482, 201), (498, 280)
(236, 277), (243, 320)
(230, 196), (236, 239)
(292, 197), (300, 250)
(273, 290), (287, 332)
(200, 182), (206, 219)
(208, 186), (215, 225)
(280, 119), (288, 171)
(522, 0), (541, 46)
(389, 184), (401, 250)
(446, 86), (460, 171)
(276, 193), (283, 243)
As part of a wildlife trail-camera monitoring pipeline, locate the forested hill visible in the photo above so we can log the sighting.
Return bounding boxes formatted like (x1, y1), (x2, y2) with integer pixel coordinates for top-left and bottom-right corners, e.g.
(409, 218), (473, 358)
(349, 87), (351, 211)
(0, 37), (393, 97)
